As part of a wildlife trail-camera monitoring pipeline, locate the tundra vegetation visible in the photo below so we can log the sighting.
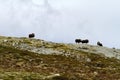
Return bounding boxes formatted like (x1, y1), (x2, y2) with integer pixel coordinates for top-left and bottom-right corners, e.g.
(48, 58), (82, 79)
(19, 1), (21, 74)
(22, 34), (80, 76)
(0, 36), (120, 80)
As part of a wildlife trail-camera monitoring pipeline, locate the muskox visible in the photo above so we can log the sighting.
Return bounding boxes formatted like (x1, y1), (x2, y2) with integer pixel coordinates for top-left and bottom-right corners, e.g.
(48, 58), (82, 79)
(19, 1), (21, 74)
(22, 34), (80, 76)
(81, 39), (89, 44)
(75, 39), (81, 43)
(29, 33), (35, 38)
(97, 41), (103, 46)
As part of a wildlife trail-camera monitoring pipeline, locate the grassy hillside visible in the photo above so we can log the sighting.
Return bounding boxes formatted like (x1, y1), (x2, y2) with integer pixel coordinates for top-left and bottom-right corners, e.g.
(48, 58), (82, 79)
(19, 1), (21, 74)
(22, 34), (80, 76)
(0, 36), (120, 80)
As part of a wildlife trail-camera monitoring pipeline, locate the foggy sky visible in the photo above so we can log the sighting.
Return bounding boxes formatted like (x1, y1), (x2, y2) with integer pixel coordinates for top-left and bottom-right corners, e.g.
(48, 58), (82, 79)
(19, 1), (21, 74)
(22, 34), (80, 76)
(0, 0), (120, 48)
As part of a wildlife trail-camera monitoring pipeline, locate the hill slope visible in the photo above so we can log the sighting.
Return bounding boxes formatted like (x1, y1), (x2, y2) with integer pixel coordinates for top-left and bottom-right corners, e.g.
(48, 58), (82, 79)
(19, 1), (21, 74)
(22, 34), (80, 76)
(0, 36), (120, 80)
(0, 36), (120, 59)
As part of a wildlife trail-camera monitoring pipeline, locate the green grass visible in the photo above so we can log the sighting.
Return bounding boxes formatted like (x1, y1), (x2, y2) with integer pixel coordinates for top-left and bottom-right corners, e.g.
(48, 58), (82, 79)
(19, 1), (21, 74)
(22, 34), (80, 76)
(0, 45), (120, 80)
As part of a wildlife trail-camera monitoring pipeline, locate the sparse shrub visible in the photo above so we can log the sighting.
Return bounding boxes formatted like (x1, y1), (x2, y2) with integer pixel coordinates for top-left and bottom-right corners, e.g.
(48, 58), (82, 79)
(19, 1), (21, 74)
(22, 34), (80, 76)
(23, 39), (31, 44)
(22, 75), (35, 80)
(8, 37), (12, 39)
(51, 76), (69, 80)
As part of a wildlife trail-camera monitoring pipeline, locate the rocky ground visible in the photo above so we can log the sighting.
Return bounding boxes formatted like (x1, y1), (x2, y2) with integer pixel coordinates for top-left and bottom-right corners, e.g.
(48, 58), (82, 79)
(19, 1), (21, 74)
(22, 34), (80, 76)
(0, 36), (120, 80)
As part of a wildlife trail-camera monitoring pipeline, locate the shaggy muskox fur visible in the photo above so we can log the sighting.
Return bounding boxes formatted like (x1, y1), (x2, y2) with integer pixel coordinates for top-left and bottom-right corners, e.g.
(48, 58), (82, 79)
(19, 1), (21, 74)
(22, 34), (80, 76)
(29, 33), (35, 38)
(75, 39), (89, 44)
(97, 41), (103, 46)
(81, 39), (89, 44)
(75, 39), (81, 43)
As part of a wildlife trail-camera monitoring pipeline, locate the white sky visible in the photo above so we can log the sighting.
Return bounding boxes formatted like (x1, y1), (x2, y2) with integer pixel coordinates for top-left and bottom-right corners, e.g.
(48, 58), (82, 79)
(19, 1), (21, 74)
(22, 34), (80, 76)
(0, 0), (120, 48)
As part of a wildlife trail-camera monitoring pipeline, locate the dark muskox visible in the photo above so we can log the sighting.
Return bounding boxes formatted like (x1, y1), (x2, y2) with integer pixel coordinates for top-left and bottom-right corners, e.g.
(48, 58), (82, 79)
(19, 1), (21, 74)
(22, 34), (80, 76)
(75, 39), (81, 43)
(81, 39), (89, 44)
(29, 33), (35, 38)
(97, 41), (103, 46)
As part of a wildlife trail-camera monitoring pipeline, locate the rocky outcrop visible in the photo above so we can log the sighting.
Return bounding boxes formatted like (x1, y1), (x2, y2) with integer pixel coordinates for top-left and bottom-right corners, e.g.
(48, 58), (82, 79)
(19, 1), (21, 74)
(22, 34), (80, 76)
(0, 36), (120, 60)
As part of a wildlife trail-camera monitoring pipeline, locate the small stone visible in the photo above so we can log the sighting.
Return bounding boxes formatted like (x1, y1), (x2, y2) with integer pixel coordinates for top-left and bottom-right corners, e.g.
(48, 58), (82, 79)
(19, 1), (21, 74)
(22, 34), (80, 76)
(93, 72), (98, 75)
(86, 58), (91, 62)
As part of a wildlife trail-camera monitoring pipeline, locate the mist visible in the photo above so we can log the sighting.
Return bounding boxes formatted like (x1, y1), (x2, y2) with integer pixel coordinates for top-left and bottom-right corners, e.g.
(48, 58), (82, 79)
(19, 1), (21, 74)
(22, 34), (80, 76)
(0, 0), (120, 48)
